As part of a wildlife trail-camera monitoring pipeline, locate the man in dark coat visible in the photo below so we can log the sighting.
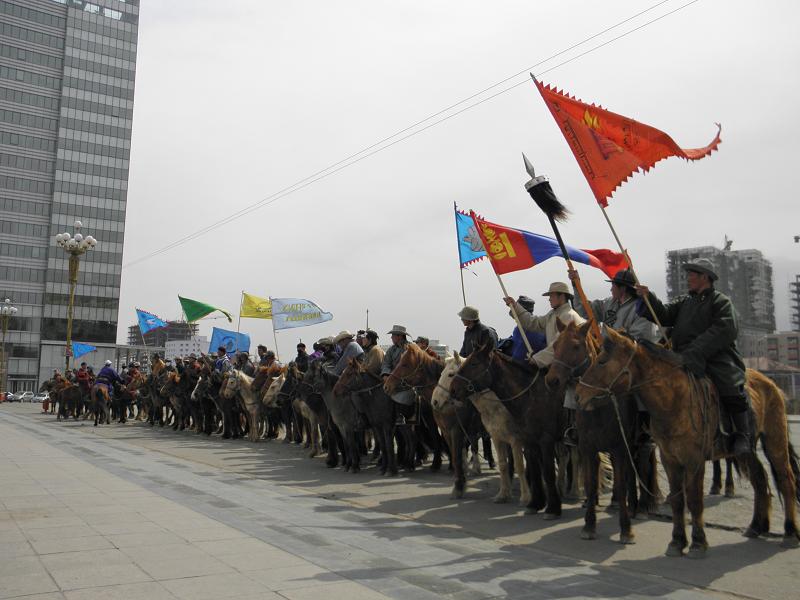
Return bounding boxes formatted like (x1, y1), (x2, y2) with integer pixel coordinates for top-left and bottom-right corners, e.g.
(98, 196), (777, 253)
(458, 306), (498, 358)
(637, 258), (751, 455)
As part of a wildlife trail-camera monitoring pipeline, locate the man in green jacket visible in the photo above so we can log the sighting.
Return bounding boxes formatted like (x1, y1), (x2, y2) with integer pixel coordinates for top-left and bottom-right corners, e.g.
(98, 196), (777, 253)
(636, 258), (751, 456)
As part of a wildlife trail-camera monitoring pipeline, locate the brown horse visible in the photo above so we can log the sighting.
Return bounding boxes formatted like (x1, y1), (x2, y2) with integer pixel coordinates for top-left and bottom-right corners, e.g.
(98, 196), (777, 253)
(576, 327), (800, 556)
(450, 342), (564, 517)
(546, 320), (660, 543)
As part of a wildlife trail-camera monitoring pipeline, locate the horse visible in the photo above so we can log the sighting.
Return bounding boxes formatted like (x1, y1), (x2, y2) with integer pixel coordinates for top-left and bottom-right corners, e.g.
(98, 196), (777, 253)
(91, 381), (124, 426)
(433, 353), (531, 505)
(275, 363), (326, 458)
(575, 326), (800, 555)
(333, 358), (399, 476)
(190, 371), (222, 435)
(304, 359), (358, 472)
(545, 320), (660, 543)
(252, 364), (288, 440)
(115, 372), (146, 424)
(449, 342), (565, 518)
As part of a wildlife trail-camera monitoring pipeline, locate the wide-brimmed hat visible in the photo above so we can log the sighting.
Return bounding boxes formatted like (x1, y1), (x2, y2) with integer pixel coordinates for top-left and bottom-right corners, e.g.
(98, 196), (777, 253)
(457, 306), (480, 321)
(683, 258), (718, 281)
(317, 336), (334, 346)
(387, 325), (408, 336)
(517, 295), (535, 312)
(542, 282), (572, 297)
(333, 330), (355, 344)
(606, 269), (636, 288)
(414, 335), (430, 344)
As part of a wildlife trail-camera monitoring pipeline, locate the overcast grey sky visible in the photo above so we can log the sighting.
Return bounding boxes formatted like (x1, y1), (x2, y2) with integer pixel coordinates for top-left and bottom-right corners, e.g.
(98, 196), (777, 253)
(118, 0), (800, 356)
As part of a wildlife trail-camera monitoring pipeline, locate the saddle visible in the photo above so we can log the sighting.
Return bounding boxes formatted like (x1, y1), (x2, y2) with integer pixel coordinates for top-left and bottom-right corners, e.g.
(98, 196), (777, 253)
(686, 373), (753, 454)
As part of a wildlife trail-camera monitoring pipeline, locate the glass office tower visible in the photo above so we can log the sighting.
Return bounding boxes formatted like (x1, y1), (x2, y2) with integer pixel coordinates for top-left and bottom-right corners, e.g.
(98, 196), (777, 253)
(0, 0), (138, 391)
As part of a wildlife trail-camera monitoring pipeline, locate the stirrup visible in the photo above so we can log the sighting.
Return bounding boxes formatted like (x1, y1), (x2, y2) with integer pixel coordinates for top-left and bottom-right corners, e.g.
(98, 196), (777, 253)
(563, 426), (578, 448)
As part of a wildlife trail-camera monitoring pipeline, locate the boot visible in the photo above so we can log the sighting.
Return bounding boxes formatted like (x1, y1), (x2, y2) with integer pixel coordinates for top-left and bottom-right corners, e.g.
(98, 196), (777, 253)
(563, 408), (578, 447)
(730, 410), (752, 457)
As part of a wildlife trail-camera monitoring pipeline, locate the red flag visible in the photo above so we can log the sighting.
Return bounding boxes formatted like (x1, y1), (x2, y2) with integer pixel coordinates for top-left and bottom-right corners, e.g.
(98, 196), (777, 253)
(533, 77), (721, 207)
(471, 211), (626, 278)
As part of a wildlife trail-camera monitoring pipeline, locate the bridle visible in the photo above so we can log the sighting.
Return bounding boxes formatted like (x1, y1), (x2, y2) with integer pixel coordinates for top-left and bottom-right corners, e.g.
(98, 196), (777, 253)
(452, 356), (540, 403)
(550, 355), (591, 379)
(577, 341), (638, 398)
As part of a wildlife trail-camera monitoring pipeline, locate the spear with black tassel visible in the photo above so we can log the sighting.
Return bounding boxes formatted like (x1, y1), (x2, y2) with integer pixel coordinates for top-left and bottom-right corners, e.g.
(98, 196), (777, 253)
(522, 154), (601, 341)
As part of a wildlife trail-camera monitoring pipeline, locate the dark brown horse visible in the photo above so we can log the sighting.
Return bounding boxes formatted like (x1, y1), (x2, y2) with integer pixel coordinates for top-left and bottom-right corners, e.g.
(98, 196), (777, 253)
(449, 343), (564, 517)
(333, 358), (399, 476)
(576, 327), (800, 555)
(546, 320), (660, 543)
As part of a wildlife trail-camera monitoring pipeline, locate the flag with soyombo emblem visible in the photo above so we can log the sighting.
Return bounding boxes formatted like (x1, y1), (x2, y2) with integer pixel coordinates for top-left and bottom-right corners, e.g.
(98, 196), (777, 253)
(470, 211), (627, 278)
(136, 308), (167, 335)
(179, 295), (233, 323)
(209, 327), (250, 356)
(270, 298), (333, 330)
(240, 292), (272, 319)
(532, 77), (721, 206)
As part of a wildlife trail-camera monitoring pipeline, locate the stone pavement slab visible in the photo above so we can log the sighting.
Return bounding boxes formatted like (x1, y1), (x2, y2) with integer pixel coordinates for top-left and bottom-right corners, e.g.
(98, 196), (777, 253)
(2, 403), (798, 599)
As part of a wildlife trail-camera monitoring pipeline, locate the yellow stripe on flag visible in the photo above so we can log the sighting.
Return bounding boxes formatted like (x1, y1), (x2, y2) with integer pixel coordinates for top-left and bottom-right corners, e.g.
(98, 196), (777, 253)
(241, 292), (272, 319)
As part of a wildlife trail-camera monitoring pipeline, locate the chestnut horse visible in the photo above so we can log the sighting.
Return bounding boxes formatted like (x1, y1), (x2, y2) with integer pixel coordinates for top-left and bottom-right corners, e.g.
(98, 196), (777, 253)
(450, 342), (564, 517)
(576, 327), (800, 556)
(546, 321), (660, 543)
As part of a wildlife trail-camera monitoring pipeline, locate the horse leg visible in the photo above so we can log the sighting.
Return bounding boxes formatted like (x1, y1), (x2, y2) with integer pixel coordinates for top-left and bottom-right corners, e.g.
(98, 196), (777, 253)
(450, 425), (466, 499)
(525, 446), (547, 514)
(541, 439), (562, 519)
(493, 442), (511, 503)
(761, 433), (800, 546)
(581, 449), (599, 540)
(686, 464), (708, 558)
(483, 432), (495, 470)
(710, 460), (722, 495)
(512, 442), (531, 507)
(613, 449), (635, 544)
(724, 458), (736, 498)
(662, 455), (688, 557)
(743, 452), (772, 539)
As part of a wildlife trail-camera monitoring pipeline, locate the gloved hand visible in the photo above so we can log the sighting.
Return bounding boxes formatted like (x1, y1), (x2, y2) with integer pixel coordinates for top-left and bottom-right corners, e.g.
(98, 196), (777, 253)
(680, 350), (706, 378)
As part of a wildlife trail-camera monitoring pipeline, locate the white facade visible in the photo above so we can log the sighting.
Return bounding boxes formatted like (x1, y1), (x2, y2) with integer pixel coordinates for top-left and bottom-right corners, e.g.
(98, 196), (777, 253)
(165, 336), (208, 360)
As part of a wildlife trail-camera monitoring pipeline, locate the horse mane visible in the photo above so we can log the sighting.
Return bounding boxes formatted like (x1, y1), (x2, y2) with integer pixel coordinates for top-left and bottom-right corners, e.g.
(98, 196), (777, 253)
(406, 343), (444, 371)
(638, 338), (683, 367)
(492, 350), (538, 374)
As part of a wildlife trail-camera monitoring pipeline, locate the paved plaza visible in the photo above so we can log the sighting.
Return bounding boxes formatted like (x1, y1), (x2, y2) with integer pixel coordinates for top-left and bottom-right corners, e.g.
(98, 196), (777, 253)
(1, 404), (798, 600)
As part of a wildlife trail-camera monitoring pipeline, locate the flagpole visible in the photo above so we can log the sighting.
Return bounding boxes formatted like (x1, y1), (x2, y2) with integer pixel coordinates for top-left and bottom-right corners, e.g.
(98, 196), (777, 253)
(237, 291), (243, 333)
(598, 205), (668, 342)
(366, 309), (369, 331)
(494, 273), (533, 356)
(269, 296), (280, 362)
(454, 202), (467, 306)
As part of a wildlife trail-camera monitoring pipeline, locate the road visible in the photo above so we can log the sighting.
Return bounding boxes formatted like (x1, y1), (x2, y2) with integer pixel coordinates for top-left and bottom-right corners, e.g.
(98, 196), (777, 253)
(1, 404), (798, 600)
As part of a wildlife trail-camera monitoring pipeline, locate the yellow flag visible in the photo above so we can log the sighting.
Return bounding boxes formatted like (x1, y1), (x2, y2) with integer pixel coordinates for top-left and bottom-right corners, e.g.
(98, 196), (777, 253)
(240, 292), (272, 319)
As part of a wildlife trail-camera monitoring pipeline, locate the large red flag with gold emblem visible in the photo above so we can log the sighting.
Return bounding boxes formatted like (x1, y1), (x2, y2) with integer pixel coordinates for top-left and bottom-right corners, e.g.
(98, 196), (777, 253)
(532, 77), (721, 207)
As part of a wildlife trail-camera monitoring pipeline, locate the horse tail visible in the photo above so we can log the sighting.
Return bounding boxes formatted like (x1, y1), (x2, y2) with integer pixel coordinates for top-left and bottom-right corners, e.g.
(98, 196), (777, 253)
(788, 442), (800, 506)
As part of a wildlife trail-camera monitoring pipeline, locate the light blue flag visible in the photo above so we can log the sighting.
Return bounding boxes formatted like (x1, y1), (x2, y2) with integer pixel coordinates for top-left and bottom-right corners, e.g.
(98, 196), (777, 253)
(136, 308), (167, 335)
(208, 327), (250, 356)
(270, 298), (333, 330)
(72, 342), (96, 360)
(455, 208), (486, 267)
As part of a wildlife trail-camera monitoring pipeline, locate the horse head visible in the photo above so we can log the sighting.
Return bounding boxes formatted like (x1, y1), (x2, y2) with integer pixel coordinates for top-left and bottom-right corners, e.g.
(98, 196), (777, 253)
(219, 370), (239, 400)
(431, 353), (461, 411)
(546, 320), (596, 391)
(262, 373), (286, 408)
(575, 326), (642, 410)
(333, 358), (370, 397)
(449, 342), (493, 402)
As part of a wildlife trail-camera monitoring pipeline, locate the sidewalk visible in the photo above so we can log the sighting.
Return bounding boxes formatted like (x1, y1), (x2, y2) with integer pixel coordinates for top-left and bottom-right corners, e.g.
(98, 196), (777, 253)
(0, 413), (388, 600)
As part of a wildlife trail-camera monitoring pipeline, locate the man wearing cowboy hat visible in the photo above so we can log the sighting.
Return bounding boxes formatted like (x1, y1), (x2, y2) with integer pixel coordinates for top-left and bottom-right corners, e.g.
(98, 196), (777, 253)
(381, 325), (410, 376)
(504, 282), (584, 368)
(569, 268), (658, 342)
(457, 306), (498, 358)
(330, 330), (364, 376)
(636, 258), (752, 456)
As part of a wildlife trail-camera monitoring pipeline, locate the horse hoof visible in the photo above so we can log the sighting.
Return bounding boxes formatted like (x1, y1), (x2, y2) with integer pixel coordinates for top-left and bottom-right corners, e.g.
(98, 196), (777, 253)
(524, 507), (540, 516)
(781, 535), (800, 549)
(687, 545), (707, 559)
(743, 526), (762, 539)
(665, 543), (684, 557)
(493, 495), (510, 504)
(580, 530), (596, 540)
(620, 534), (636, 545)
(709, 485), (721, 496)
(724, 488), (735, 498)
(450, 489), (464, 500)
(542, 513), (560, 521)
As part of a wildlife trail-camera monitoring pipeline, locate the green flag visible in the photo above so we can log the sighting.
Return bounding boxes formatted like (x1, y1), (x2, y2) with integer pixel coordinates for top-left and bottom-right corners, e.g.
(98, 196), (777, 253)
(178, 296), (233, 323)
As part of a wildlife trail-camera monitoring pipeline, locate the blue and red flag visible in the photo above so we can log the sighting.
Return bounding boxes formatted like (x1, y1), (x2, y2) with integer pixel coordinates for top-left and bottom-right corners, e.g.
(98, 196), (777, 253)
(470, 211), (626, 278)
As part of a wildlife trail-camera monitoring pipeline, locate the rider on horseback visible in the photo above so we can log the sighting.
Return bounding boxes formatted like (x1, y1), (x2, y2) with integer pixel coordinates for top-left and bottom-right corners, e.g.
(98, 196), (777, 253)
(636, 258), (752, 456)
(95, 360), (123, 397)
(458, 306), (498, 357)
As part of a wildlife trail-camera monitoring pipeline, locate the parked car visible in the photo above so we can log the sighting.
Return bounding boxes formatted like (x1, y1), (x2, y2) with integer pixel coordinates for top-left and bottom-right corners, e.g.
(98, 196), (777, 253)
(4, 392), (18, 402)
(33, 392), (49, 403)
(18, 391), (35, 402)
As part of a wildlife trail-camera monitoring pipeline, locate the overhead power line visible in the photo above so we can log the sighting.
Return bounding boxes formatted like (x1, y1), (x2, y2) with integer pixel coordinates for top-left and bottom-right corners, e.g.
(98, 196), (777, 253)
(124, 0), (701, 269)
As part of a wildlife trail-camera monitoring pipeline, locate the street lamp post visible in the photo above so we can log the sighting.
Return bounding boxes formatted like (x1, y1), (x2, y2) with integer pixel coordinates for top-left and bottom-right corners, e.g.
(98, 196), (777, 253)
(1, 298), (18, 397)
(55, 220), (97, 374)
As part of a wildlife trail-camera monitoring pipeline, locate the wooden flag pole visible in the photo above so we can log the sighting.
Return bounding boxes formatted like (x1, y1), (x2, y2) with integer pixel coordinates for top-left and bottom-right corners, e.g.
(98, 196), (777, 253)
(454, 202), (467, 306)
(269, 297), (280, 361)
(236, 291), (243, 333)
(494, 273), (534, 356)
(598, 205), (668, 343)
